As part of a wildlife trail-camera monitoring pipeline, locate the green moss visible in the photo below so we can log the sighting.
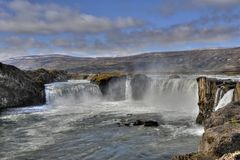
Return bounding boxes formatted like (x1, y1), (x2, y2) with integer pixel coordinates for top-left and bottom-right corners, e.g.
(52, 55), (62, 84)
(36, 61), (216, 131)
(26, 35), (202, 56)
(90, 72), (126, 85)
(229, 118), (240, 124)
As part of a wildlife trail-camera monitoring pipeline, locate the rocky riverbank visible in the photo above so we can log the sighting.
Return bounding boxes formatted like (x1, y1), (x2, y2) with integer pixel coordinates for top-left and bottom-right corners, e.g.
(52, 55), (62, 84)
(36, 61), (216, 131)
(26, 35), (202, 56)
(0, 62), (69, 110)
(173, 77), (240, 160)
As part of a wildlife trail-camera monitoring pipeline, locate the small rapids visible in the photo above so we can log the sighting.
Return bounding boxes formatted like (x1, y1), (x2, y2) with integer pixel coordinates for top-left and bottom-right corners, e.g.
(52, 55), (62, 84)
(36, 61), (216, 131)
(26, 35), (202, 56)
(0, 77), (203, 160)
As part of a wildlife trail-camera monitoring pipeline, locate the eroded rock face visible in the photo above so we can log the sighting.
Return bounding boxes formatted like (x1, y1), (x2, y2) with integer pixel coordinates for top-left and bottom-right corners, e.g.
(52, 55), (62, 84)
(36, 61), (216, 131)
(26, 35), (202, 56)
(0, 63), (69, 110)
(25, 68), (69, 86)
(196, 77), (218, 124)
(196, 77), (237, 124)
(90, 72), (127, 101)
(0, 63), (44, 109)
(199, 123), (240, 157)
(130, 74), (151, 100)
(204, 102), (240, 129)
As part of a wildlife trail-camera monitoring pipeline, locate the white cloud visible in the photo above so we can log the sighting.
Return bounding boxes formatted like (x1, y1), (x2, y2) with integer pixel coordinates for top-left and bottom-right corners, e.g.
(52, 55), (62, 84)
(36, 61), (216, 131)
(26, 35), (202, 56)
(0, 0), (142, 34)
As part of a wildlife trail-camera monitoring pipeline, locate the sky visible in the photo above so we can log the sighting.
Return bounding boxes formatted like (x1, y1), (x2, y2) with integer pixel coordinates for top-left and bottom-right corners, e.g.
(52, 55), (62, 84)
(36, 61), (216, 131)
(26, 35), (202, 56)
(0, 0), (240, 59)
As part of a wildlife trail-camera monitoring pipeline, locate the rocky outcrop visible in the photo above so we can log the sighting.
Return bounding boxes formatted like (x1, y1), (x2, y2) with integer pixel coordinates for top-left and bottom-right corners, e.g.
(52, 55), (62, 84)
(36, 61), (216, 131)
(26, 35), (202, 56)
(196, 77), (237, 124)
(199, 123), (240, 158)
(25, 68), (69, 86)
(0, 63), (69, 110)
(0, 63), (45, 110)
(204, 102), (240, 129)
(173, 102), (240, 160)
(90, 72), (127, 101)
(130, 74), (151, 100)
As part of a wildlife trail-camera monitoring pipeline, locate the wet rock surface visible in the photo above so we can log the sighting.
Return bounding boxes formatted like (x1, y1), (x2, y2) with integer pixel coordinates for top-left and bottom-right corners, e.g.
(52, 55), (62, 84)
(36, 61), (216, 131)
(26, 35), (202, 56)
(117, 114), (164, 127)
(90, 72), (127, 101)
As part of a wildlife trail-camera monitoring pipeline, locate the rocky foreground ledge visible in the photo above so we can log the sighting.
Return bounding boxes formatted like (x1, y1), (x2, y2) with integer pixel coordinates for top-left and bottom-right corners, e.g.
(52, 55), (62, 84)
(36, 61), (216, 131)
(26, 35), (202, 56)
(0, 62), (69, 110)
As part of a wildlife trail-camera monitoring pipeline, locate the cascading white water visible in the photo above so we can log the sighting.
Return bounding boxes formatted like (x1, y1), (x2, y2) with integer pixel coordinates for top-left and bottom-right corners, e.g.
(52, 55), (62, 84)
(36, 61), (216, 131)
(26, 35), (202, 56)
(140, 78), (199, 115)
(215, 89), (234, 111)
(125, 77), (132, 101)
(214, 87), (224, 107)
(45, 80), (102, 105)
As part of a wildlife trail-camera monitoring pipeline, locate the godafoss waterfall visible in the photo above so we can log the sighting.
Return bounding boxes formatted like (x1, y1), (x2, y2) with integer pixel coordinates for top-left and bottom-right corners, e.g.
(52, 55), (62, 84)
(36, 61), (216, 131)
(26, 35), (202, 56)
(0, 75), (239, 160)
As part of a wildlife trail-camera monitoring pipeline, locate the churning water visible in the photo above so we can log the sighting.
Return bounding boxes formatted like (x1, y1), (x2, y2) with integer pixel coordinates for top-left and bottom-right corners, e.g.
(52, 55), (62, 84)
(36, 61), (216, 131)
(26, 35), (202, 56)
(0, 77), (203, 160)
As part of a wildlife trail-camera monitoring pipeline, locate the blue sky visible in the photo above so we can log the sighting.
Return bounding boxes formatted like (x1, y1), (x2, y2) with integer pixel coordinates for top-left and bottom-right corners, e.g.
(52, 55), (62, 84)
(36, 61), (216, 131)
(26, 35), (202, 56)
(0, 0), (240, 59)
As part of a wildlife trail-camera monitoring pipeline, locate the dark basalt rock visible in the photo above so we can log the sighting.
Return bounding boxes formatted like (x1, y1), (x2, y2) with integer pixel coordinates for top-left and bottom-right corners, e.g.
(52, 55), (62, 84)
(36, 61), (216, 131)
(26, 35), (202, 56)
(0, 63), (44, 109)
(25, 68), (69, 86)
(118, 118), (161, 127)
(144, 120), (159, 127)
(0, 63), (69, 110)
(130, 74), (151, 100)
(90, 72), (127, 101)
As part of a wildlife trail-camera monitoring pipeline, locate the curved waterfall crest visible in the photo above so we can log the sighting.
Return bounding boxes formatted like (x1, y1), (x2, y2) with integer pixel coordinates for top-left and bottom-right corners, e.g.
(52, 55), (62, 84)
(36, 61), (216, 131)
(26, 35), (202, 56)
(45, 80), (102, 104)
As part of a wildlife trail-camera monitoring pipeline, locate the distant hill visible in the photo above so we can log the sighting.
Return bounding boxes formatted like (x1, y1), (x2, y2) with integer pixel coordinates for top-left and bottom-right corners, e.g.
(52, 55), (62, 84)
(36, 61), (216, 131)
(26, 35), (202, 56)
(3, 47), (240, 74)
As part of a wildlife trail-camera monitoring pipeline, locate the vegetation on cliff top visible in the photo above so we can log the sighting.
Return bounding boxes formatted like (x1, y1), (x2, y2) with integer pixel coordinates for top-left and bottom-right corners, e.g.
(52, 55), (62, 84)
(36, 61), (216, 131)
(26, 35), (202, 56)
(90, 72), (126, 85)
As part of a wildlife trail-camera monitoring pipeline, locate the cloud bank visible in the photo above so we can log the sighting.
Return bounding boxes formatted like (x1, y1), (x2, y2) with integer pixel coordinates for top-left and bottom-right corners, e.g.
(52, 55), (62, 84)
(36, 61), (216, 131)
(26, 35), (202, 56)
(0, 0), (240, 59)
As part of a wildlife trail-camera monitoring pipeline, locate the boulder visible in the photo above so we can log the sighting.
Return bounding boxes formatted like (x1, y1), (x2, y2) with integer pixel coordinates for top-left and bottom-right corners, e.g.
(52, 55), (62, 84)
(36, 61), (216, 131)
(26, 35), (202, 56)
(199, 123), (240, 158)
(144, 120), (159, 127)
(130, 74), (151, 100)
(90, 72), (127, 101)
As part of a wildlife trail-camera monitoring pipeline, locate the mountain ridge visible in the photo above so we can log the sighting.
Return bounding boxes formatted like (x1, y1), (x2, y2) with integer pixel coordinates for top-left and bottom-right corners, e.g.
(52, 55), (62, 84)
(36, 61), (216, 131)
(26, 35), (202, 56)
(2, 47), (240, 74)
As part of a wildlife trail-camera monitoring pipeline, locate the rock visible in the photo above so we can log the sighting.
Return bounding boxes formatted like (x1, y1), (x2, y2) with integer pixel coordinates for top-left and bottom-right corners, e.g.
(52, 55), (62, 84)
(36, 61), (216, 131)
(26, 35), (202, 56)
(90, 72), (127, 101)
(233, 82), (240, 102)
(133, 120), (144, 126)
(0, 63), (69, 110)
(25, 68), (69, 86)
(196, 77), (237, 124)
(172, 152), (214, 160)
(196, 77), (218, 124)
(144, 120), (159, 127)
(199, 123), (240, 158)
(0, 63), (44, 109)
(204, 102), (240, 129)
(217, 151), (240, 160)
(130, 74), (151, 100)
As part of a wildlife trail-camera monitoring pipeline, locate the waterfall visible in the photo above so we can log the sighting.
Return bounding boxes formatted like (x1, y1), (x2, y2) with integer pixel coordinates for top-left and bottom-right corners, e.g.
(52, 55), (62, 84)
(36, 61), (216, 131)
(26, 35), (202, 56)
(144, 78), (199, 114)
(45, 80), (102, 105)
(214, 87), (224, 107)
(125, 77), (132, 100)
(215, 89), (234, 111)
